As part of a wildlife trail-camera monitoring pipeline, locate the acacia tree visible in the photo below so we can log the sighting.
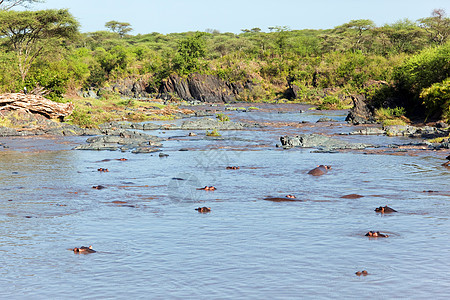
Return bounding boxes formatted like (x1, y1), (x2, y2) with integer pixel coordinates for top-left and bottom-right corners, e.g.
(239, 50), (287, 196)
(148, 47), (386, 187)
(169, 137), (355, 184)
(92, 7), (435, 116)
(0, 0), (43, 10)
(105, 20), (132, 38)
(0, 9), (79, 83)
(333, 19), (375, 52)
(418, 9), (450, 45)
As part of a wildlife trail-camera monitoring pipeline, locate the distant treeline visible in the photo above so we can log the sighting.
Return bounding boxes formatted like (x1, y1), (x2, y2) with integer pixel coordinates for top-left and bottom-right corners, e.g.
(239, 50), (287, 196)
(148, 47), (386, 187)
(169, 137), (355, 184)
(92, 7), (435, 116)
(0, 8), (449, 121)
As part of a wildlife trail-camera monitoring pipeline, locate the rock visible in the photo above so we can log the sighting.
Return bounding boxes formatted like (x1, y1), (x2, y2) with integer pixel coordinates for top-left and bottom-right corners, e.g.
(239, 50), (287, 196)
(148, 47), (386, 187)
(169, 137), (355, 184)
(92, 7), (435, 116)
(158, 73), (243, 103)
(74, 130), (162, 152)
(384, 125), (449, 138)
(345, 95), (376, 125)
(316, 117), (338, 123)
(131, 147), (159, 154)
(280, 134), (370, 151)
(436, 121), (449, 128)
(349, 127), (385, 135)
(179, 118), (261, 130)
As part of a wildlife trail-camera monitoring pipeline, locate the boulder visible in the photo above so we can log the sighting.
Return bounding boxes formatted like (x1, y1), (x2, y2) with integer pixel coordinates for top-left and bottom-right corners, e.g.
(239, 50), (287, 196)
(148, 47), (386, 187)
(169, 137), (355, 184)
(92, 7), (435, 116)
(345, 95), (376, 125)
(158, 73), (243, 103)
(280, 134), (370, 151)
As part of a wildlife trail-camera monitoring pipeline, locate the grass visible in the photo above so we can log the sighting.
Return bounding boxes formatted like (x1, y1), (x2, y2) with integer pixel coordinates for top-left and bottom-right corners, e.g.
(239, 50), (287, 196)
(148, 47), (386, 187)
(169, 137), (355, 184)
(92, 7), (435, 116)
(206, 129), (221, 137)
(64, 95), (186, 128)
(427, 134), (450, 143)
(375, 106), (409, 127)
(216, 113), (230, 122)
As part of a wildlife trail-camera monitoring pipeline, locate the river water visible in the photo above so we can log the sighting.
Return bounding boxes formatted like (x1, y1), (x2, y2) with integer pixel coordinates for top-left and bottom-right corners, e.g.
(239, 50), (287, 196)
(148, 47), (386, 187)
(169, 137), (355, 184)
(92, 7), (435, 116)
(1, 104), (449, 299)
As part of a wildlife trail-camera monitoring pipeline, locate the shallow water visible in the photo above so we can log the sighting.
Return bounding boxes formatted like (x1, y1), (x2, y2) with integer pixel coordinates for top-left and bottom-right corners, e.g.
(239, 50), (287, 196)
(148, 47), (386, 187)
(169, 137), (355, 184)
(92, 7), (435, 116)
(1, 105), (449, 299)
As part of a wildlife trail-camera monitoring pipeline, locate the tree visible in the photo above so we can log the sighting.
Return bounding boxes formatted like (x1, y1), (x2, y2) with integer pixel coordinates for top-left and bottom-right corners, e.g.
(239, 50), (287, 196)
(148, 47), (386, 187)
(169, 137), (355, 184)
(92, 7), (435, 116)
(105, 20), (133, 38)
(374, 19), (426, 54)
(334, 19), (375, 52)
(0, 0), (43, 10)
(172, 32), (206, 74)
(0, 9), (79, 83)
(418, 9), (450, 45)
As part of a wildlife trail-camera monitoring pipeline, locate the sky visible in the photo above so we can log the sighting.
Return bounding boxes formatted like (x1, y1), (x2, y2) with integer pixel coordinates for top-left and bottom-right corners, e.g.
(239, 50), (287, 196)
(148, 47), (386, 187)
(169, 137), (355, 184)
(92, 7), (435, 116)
(28, 0), (450, 34)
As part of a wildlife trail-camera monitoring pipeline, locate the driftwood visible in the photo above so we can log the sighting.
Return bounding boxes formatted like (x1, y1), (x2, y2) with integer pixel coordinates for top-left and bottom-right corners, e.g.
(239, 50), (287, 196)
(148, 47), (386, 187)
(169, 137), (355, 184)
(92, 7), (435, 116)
(0, 93), (74, 119)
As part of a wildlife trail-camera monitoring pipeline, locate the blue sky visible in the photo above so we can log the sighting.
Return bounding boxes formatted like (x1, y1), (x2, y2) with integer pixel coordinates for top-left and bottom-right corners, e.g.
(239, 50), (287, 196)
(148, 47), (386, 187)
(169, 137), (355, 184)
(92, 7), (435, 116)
(32, 0), (450, 34)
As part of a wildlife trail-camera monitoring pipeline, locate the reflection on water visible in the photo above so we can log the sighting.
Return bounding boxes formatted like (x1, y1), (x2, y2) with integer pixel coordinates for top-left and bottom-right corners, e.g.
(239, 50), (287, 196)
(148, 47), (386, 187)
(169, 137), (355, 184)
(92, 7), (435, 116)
(1, 105), (449, 299)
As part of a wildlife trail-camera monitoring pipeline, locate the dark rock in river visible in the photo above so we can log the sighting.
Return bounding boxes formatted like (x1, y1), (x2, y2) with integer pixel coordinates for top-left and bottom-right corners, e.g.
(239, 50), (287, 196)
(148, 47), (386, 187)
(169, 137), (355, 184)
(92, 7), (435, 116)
(280, 134), (370, 151)
(345, 95), (376, 125)
(316, 117), (338, 123)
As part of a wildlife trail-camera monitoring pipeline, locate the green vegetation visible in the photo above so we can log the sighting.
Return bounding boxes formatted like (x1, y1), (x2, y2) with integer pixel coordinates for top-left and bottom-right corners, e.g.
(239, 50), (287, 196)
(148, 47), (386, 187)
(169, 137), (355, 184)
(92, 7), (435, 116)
(0, 8), (449, 122)
(375, 107), (409, 126)
(206, 129), (221, 137)
(216, 113), (230, 122)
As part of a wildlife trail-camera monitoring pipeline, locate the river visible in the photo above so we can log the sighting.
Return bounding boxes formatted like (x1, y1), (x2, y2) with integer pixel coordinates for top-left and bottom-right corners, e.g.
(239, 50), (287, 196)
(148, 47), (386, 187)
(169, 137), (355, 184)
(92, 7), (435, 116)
(1, 104), (449, 299)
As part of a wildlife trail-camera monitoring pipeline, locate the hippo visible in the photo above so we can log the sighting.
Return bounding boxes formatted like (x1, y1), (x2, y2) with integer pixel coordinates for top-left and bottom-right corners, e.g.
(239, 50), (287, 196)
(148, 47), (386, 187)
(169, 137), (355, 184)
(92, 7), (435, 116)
(226, 166), (240, 170)
(355, 270), (368, 276)
(264, 196), (299, 202)
(341, 194), (364, 199)
(195, 207), (211, 213)
(73, 246), (96, 253)
(375, 206), (397, 213)
(92, 185), (106, 190)
(97, 168), (109, 172)
(308, 165), (331, 176)
(197, 186), (216, 191)
(365, 231), (389, 238)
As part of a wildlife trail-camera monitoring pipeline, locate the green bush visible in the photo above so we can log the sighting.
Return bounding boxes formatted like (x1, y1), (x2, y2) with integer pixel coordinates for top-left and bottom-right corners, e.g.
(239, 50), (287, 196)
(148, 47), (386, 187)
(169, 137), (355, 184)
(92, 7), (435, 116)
(420, 78), (450, 121)
(316, 95), (343, 110)
(216, 113), (230, 122)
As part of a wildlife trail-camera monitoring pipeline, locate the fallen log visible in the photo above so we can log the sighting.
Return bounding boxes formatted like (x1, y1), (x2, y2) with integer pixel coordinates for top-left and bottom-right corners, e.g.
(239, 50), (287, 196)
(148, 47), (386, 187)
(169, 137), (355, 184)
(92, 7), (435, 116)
(0, 93), (74, 119)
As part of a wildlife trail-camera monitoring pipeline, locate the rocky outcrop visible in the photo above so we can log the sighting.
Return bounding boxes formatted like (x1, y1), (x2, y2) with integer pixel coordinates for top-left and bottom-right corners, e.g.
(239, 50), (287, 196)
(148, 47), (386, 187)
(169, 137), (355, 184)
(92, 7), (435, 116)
(345, 95), (376, 125)
(280, 134), (371, 151)
(79, 78), (153, 99)
(384, 125), (450, 138)
(0, 93), (73, 119)
(74, 130), (163, 153)
(0, 110), (99, 137)
(158, 73), (243, 103)
(179, 118), (260, 130)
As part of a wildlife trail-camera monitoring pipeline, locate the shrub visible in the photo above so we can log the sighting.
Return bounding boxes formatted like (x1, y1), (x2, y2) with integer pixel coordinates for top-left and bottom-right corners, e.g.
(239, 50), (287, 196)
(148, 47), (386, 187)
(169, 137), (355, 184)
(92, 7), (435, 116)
(206, 129), (221, 136)
(420, 78), (450, 121)
(216, 113), (229, 122)
(316, 95), (343, 110)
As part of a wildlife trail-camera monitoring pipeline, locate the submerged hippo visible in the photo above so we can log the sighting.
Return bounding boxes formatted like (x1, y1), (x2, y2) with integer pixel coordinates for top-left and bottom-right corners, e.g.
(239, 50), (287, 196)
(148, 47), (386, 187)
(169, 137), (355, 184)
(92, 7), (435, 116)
(375, 206), (397, 213)
(355, 270), (369, 276)
(365, 231), (389, 238)
(226, 166), (240, 170)
(264, 196), (299, 202)
(92, 185), (106, 190)
(72, 246), (96, 253)
(308, 165), (331, 176)
(195, 207), (211, 213)
(197, 186), (216, 191)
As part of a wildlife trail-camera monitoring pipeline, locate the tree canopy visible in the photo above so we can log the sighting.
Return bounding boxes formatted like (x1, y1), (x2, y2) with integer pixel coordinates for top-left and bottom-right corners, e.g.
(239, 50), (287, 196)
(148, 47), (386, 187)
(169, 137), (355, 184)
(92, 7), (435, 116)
(0, 9), (79, 82)
(0, 0), (43, 10)
(105, 20), (133, 38)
